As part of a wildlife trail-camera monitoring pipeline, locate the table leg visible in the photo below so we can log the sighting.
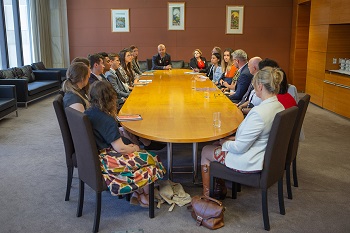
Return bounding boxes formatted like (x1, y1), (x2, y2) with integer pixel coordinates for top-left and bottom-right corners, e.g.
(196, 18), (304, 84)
(192, 142), (198, 183)
(167, 142), (173, 180)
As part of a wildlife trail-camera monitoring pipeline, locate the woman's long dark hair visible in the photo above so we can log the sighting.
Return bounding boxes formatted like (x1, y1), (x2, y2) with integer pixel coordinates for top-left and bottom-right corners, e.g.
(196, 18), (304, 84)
(119, 48), (134, 86)
(89, 81), (118, 118)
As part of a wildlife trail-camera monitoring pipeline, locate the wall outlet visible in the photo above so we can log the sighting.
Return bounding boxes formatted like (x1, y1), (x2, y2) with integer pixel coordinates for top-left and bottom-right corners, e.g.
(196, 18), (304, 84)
(333, 58), (337, 64)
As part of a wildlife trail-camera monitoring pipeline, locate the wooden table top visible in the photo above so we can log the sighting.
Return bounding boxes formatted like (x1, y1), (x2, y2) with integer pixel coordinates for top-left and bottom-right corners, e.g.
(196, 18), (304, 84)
(119, 69), (244, 143)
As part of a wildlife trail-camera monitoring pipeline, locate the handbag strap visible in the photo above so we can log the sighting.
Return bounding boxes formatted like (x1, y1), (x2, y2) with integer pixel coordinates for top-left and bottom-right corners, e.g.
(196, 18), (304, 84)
(199, 196), (222, 206)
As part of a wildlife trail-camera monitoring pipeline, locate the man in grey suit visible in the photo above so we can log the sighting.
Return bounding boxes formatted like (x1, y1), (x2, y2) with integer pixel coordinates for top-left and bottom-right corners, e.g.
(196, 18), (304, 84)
(105, 53), (130, 109)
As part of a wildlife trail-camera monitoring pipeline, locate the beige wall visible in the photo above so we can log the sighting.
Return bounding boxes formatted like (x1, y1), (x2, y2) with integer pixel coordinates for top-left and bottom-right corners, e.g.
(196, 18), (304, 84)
(66, 0), (293, 74)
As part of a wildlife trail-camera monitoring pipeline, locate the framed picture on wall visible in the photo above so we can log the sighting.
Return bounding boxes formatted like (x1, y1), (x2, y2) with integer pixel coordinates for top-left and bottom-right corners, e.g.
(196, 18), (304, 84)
(111, 9), (130, 32)
(226, 6), (244, 34)
(168, 2), (185, 30)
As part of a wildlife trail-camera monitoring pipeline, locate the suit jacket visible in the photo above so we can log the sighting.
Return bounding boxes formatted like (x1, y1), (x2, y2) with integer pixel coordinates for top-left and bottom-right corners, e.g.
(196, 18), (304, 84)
(238, 83), (254, 106)
(105, 69), (130, 98)
(222, 96), (284, 171)
(132, 59), (142, 75)
(229, 63), (253, 102)
(189, 57), (208, 73)
(152, 53), (171, 70)
(89, 73), (99, 84)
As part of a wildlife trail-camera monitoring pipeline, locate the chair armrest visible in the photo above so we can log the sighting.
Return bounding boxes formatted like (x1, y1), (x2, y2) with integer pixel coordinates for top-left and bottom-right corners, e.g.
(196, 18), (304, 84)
(46, 68), (67, 78)
(33, 70), (61, 81)
(0, 85), (16, 99)
(0, 79), (28, 102)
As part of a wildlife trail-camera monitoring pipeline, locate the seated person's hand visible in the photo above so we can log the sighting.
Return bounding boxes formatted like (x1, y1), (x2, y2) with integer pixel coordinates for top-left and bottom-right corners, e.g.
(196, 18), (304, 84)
(194, 68), (199, 72)
(131, 144), (140, 152)
(165, 65), (172, 70)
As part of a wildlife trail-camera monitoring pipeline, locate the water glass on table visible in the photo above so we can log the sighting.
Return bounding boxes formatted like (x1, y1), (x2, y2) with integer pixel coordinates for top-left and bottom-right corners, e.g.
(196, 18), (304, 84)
(191, 79), (196, 90)
(204, 87), (210, 99)
(213, 112), (221, 128)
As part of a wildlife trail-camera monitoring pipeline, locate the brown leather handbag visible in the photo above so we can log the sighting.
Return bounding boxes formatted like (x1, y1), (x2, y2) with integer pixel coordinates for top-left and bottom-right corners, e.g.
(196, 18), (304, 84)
(190, 195), (225, 229)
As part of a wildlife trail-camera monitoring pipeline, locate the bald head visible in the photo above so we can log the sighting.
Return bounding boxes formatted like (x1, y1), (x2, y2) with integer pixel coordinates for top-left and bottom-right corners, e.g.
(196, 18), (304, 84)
(158, 44), (166, 57)
(248, 56), (262, 75)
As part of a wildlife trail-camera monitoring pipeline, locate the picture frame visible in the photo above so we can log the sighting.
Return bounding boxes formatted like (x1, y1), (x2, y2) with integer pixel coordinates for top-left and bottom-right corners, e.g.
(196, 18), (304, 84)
(168, 2), (185, 30)
(111, 9), (130, 32)
(226, 6), (244, 34)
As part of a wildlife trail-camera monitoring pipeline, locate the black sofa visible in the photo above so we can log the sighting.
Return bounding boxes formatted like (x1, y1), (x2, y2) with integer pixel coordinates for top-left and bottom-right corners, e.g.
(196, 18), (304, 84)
(31, 61), (67, 83)
(0, 65), (61, 108)
(0, 85), (18, 120)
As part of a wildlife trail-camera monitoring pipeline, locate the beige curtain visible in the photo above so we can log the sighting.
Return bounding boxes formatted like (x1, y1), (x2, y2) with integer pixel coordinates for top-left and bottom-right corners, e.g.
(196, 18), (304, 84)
(30, 0), (52, 67)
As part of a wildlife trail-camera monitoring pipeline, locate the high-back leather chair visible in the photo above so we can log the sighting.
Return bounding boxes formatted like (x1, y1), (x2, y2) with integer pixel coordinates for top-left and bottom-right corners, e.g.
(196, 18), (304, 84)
(209, 106), (298, 231)
(52, 94), (76, 201)
(65, 107), (155, 232)
(171, 60), (185, 69)
(285, 94), (310, 199)
(146, 59), (153, 70)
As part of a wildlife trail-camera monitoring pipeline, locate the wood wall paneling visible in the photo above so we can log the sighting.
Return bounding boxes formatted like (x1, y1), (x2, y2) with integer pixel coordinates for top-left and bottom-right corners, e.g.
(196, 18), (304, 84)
(292, 69), (307, 91)
(297, 2), (311, 27)
(307, 51), (327, 80)
(289, 0), (310, 91)
(323, 73), (350, 118)
(330, 0), (350, 24)
(306, 51), (327, 106)
(327, 24), (350, 53)
(305, 75), (324, 106)
(298, 0), (311, 4)
(308, 25), (329, 52)
(310, 0), (330, 25)
(296, 26), (310, 49)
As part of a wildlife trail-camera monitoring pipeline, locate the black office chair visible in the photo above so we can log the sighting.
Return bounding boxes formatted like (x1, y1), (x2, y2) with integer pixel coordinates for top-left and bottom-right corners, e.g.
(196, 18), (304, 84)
(285, 94), (310, 199)
(65, 107), (155, 232)
(171, 60), (185, 69)
(209, 107), (298, 231)
(146, 59), (153, 70)
(52, 94), (77, 201)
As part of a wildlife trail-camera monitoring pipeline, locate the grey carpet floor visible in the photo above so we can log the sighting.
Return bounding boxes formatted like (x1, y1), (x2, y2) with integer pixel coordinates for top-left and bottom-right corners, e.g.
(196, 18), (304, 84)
(0, 94), (349, 233)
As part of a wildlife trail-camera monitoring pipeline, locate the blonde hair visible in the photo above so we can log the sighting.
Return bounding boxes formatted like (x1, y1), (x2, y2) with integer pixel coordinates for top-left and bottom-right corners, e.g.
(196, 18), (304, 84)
(252, 66), (283, 94)
(193, 49), (202, 56)
(62, 62), (90, 108)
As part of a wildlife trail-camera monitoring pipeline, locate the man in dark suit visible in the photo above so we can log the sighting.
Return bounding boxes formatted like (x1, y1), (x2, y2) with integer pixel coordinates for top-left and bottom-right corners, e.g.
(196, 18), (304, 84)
(88, 54), (105, 84)
(152, 44), (172, 70)
(228, 49), (253, 103)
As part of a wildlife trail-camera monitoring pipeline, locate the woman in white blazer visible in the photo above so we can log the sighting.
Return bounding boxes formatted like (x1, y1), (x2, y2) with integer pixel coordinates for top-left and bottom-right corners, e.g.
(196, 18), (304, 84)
(200, 67), (285, 197)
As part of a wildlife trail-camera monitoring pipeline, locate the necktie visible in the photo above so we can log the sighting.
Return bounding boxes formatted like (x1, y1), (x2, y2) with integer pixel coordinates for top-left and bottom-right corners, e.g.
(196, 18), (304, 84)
(233, 70), (240, 82)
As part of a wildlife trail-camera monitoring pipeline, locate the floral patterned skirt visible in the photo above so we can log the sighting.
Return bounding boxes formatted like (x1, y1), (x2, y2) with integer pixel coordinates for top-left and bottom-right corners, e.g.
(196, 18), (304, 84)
(99, 148), (166, 196)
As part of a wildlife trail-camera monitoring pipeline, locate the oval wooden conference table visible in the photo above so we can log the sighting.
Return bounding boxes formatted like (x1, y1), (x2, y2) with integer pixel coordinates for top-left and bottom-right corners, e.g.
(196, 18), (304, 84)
(119, 69), (244, 181)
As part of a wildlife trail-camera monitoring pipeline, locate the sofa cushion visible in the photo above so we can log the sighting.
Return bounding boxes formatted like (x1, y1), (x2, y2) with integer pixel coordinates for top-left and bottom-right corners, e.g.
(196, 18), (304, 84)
(12, 66), (35, 83)
(0, 69), (16, 79)
(31, 62), (46, 70)
(0, 98), (16, 112)
(28, 80), (59, 96)
(21, 65), (36, 83)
